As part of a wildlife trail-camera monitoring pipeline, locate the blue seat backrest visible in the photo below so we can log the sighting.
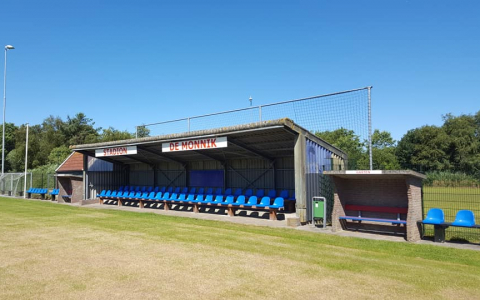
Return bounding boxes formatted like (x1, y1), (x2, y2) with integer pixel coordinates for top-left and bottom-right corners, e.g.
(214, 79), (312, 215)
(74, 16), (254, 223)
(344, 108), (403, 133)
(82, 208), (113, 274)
(280, 190), (289, 199)
(181, 187), (188, 194)
(98, 190), (106, 196)
(134, 186), (140, 192)
(235, 195), (246, 205)
(105, 190), (111, 196)
(256, 189), (265, 197)
(215, 188), (223, 195)
(214, 195), (223, 202)
(273, 197), (284, 207)
(122, 191), (129, 197)
(423, 208), (445, 224)
(225, 195), (234, 204)
(187, 194), (195, 201)
(147, 192), (155, 199)
(118, 186), (124, 192)
(206, 188), (213, 195)
(140, 186), (145, 192)
(267, 189), (277, 198)
(452, 210), (476, 227)
(189, 187), (196, 194)
(154, 192), (163, 199)
(111, 191), (117, 197)
(234, 188), (242, 197)
(169, 193), (178, 200)
(167, 187), (173, 193)
(245, 189), (253, 197)
(160, 186), (166, 193)
(174, 187), (181, 193)
(153, 187), (159, 193)
(247, 196), (258, 205)
(290, 191), (296, 200)
(134, 192), (142, 198)
(195, 194), (204, 202)
(224, 188), (232, 196)
(205, 194), (214, 202)
(141, 192), (149, 198)
(197, 187), (204, 195)
(259, 196), (270, 206)
(177, 194), (186, 200)
(158, 192), (167, 200)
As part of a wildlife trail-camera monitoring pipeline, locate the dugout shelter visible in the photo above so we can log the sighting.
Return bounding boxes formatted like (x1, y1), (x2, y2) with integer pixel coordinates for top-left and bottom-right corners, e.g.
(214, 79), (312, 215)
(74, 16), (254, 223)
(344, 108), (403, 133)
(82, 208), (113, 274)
(68, 118), (347, 223)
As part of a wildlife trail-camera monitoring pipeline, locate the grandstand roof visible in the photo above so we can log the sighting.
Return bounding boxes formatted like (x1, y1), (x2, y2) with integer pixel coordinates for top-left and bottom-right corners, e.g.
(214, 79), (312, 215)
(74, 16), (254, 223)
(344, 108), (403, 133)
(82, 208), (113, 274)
(70, 118), (347, 166)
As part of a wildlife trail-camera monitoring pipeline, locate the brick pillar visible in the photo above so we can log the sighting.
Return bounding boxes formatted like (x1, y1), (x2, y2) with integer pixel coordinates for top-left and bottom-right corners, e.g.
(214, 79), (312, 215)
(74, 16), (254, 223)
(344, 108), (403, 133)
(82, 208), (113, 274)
(406, 176), (423, 242)
(331, 177), (346, 232)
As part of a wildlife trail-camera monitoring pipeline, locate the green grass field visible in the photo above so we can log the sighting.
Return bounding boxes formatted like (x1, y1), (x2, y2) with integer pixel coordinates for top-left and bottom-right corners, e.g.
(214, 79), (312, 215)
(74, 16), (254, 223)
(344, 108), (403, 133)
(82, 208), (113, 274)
(1, 197), (480, 299)
(423, 187), (480, 242)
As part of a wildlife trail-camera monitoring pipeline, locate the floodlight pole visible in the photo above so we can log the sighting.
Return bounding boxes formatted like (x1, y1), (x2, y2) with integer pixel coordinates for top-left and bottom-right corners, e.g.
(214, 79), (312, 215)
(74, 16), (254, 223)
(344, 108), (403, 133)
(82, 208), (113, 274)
(368, 86), (373, 170)
(23, 123), (29, 198)
(3, 45), (14, 177)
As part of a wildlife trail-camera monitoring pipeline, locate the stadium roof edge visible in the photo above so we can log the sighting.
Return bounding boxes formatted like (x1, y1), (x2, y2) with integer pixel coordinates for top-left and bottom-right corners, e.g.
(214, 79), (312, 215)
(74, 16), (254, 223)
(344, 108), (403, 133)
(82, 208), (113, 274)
(70, 118), (347, 159)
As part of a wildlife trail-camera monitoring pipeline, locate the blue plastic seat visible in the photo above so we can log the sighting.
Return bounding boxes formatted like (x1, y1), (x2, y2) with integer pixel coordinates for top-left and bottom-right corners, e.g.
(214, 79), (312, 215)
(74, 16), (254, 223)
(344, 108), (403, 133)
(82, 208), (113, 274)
(185, 194), (196, 202)
(110, 191), (117, 198)
(212, 195), (224, 205)
(279, 190), (289, 199)
(153, 192), (164, 201)
(270, 197), (284, 209)
(232, 195), (246, 206)
(167, 193), (178, 201)
(147, 186), (153, 192)
(118, 186), (124, 192)
(97, 190), (107, 197)
(196, 187), (204, 195)
(146, 191), (156, 200)
(189, 187), (196, 194)
(174, 187), (181, 193)
(160, 186), (166, 193)
(451, 210), (476, 227)
(215, 188), (223, 195)
(153, 187), (159, 193)
(193, 194), (204, 203)
(243, 196), (258, 207)
(167, 187), (173, 193)
(176, 194), (187, 202)
(422, 208), (445, 225)
(221, 195), (235, 205)
(224, 188), (232, 196)
(255, 196), (271, 207)
(256, 189), (265, 198)
(181, 187), (189, 194)
(140, 192), (149, 199)
(267, 189), (277, 198)
(234, 188), (242, 197)
(205, 188), (213, 195)
(244, 189), (253, 197)
(203, 194), (214, 204)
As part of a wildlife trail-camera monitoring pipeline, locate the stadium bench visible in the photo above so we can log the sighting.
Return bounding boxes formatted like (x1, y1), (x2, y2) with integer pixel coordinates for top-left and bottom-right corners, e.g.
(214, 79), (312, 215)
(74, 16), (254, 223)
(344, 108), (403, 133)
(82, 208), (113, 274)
(49, 189), (59, 200)
(419, 208), (480, 243)
(27, 188), (48, 199)
(339, 204), (408, 225)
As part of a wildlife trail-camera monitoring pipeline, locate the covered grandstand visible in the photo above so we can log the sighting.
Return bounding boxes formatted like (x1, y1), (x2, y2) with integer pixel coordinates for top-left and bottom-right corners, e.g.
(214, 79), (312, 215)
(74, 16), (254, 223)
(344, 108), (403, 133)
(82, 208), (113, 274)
(65, 118), (347, 223)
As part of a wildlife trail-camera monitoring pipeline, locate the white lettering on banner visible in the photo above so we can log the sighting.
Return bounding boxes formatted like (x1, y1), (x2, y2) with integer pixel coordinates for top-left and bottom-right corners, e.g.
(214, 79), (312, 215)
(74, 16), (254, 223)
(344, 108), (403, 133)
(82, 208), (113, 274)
(95, 146), (137, 157)
(162, 137), (227, 152)
(345, 170), (383, 175)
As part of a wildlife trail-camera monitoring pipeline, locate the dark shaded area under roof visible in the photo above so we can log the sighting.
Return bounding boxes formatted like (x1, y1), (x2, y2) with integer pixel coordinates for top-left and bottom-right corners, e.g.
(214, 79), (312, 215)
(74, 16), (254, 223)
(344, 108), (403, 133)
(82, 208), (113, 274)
(71, 118), (347, 166)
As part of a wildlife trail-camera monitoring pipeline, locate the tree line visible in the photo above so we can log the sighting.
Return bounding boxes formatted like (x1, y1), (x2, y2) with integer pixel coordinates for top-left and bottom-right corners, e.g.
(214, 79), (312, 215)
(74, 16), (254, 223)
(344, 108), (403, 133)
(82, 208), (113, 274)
(316, 110), (480, 180)
(3, 113), (149, 172)
(2, 110), (479, 182)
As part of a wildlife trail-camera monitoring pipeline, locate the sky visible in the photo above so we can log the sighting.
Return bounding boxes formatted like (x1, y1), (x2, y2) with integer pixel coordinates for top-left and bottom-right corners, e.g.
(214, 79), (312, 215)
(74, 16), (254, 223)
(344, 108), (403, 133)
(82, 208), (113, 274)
(1, 0), (479, 141)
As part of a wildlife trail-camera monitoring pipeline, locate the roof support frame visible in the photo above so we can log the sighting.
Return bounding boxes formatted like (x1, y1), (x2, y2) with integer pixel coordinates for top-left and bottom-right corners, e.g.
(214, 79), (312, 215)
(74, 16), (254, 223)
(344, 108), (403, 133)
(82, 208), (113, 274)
(228, 138), (274, 162)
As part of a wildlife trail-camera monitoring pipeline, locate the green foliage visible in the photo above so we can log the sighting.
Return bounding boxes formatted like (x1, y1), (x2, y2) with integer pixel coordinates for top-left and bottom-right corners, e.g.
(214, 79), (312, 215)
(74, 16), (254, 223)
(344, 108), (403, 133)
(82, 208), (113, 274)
(369, 130), (400, 170)
(100, 127), (134, 142)
(424, 171), (480, 187)
(136, 125), (150, 138)
(48, 146), (71, 165)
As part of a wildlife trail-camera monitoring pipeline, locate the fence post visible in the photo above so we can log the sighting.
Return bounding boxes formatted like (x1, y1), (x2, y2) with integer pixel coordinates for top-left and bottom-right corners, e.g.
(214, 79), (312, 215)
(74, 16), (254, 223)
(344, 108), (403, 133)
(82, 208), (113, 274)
(259, 106), (262, 122)
(368, 86), (373, 170)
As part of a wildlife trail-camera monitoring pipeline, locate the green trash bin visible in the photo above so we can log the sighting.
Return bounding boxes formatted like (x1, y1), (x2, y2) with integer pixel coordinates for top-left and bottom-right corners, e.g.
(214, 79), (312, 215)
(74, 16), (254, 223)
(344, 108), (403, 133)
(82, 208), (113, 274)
(312, 197), (327, 228)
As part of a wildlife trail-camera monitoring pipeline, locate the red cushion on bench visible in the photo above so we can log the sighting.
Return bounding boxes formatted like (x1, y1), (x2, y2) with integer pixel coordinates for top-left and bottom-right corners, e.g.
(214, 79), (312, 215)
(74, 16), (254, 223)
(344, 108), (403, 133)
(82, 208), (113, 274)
(345, 204), (407, 214)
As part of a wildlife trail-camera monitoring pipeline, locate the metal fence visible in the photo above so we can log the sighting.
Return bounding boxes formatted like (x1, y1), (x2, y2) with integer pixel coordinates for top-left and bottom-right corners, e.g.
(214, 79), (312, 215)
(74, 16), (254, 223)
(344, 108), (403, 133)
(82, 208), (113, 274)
(137, 87), (372, 168)
(0, 173), (32, 196)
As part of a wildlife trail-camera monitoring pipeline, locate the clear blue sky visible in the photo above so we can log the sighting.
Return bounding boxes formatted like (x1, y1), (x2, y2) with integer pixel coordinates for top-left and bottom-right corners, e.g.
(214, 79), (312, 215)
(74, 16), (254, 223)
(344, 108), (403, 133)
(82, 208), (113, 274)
(2, 0), (479, 141)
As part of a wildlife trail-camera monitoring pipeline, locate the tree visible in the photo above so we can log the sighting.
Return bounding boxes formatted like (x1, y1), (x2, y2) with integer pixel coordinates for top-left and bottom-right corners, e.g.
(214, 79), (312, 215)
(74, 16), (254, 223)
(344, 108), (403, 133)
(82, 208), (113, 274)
(316, 128), (368, 169)
(368, 130), (400, 170)
(48, 146), (72, 165)
(396, 125), (451, 172)
(136, 125), (150, 138)
(100, 127), (134, 142)
(61, 113), (100, 145)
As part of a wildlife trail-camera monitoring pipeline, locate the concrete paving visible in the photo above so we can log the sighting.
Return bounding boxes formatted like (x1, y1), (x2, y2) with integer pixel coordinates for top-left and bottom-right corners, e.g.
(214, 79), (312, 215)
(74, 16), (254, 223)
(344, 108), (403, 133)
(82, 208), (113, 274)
(10, 196), (480, 251)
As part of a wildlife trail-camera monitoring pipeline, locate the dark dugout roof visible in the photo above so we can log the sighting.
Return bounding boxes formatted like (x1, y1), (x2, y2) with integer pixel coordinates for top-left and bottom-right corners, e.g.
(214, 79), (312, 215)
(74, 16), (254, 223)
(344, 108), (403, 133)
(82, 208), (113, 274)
(70, 118), (347, 166)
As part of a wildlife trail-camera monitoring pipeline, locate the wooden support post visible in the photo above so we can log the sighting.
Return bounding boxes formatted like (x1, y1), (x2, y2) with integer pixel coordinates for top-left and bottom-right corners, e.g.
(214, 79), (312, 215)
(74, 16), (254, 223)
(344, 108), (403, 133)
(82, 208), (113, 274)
(139, 200), (144, 209)
(164, 202), (170, 211)
(99, 198), (104, 205)
(269, 209), (277, 221)
(118, 199), (123, 207)
(227, 207), (235, 217)
(193, 204), (199, 213)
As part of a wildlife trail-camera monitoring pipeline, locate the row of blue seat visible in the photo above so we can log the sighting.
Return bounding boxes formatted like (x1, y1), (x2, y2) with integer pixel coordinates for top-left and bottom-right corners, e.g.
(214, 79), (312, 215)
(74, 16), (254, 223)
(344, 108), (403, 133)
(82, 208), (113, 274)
(423, 208), (478, 227)
(27, 188), (48, 195)
(101, 191), (284, 209)
(98, 186), (295, 200)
